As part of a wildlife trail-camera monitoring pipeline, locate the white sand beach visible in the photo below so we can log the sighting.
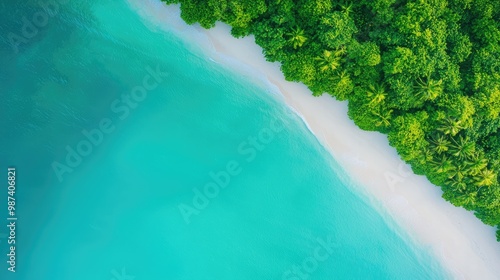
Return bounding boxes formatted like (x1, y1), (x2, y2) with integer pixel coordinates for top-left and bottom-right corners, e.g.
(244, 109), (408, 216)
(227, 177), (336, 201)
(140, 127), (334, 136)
(129, 1), (500, 279)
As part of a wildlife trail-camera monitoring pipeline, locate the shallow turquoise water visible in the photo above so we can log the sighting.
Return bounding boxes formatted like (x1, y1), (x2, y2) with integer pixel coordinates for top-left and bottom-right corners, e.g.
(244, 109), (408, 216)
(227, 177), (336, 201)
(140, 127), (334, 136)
(0, 0), (449, 279)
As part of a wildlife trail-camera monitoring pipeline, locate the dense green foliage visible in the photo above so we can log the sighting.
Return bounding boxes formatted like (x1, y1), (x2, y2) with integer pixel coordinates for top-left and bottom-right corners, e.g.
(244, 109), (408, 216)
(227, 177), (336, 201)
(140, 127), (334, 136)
(164, 0), (500, 240)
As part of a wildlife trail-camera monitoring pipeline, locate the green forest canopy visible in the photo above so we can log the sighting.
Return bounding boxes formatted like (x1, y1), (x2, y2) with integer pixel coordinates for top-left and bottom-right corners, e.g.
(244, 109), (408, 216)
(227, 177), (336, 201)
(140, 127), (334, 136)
(163, 0), (500, 240)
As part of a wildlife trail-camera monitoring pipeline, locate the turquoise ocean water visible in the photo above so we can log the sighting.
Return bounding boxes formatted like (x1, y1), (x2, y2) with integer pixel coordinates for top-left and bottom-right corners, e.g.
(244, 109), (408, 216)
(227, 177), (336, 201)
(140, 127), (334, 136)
(0, 0), (449, 279)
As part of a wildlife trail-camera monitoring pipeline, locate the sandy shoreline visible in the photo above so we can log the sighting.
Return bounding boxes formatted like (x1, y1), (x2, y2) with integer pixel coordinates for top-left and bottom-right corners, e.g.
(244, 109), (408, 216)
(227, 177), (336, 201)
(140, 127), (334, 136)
(129, 1), (500, 279)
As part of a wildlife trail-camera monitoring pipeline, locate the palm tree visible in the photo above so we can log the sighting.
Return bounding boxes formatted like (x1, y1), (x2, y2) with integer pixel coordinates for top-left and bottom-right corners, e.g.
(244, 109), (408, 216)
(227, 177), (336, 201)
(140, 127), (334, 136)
(437, 117), (463, 136)
(340, 2), (353, 16)
(462, 191), (477, 205)
(465, 153), (489, 176)
(337, 70), (351, 87)
(447, 163), (469, 182)
(286, 26), (307, 49)
(474, 169), (497, 187)
(445, 177), (467, 193)
(450, 136), (475, 160)
(454, 191), (477, 208)
(315, 48), (345, 72)
(428, 134), (450, 154)
(431, 155), (454, 174)
(417, 147), (433, 164)
(413, 76), (443, 102)
(371, 108), (392, 127)
(366, 83), (387, 107)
